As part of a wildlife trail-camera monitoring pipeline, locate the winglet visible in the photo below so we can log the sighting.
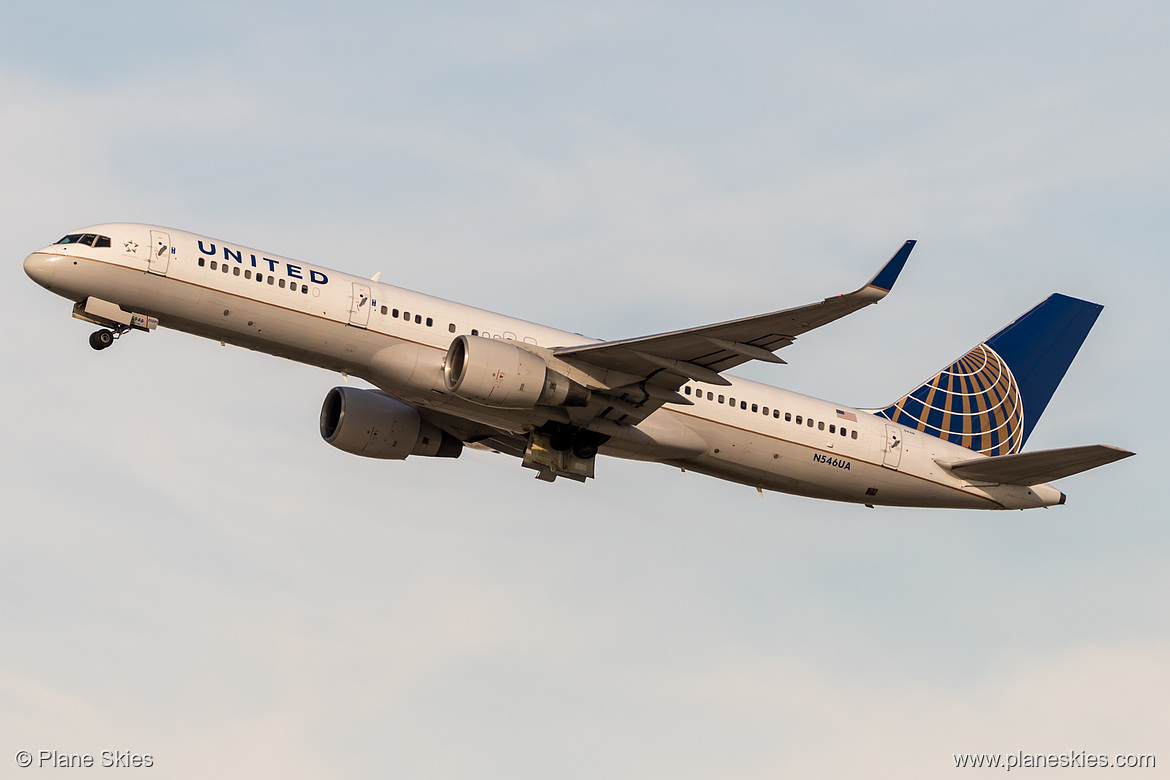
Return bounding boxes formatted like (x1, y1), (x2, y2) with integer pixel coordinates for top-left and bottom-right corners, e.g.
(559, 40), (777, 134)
(865, 240), (915, 293)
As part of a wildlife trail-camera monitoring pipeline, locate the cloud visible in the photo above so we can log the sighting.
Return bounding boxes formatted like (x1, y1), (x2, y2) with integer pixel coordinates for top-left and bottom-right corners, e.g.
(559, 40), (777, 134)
(1, 3), (1167, 778)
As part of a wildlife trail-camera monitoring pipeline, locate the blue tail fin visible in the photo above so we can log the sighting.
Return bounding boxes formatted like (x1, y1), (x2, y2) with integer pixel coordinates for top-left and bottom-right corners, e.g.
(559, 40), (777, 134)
(873, 294), (1103, 455)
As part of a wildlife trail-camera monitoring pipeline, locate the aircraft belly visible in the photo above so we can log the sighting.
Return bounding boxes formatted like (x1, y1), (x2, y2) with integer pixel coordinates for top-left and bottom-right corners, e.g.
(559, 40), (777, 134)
(77, 264), (391, 376)
(116, 270), (546, 422)
(670, 415), (996, 508)
(46, 271), (1005, 509)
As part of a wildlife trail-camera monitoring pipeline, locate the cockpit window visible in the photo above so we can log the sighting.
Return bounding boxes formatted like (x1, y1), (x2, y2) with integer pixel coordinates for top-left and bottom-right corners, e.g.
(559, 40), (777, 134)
(55, 233), (111, 248)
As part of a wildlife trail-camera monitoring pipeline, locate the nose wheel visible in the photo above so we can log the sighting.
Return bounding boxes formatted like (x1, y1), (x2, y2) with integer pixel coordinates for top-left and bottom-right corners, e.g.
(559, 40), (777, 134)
(89, 329), (114, 350)
(89, 325), (127, 351)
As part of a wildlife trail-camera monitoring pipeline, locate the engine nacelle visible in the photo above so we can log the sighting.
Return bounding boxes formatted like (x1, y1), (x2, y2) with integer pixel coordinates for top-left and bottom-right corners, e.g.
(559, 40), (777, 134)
(319, 387), (462, 460)
(443, 335), (589, 409)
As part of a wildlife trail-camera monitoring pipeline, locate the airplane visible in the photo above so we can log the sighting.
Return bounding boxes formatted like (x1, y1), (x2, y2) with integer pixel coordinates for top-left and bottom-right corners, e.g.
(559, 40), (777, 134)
(23, 224), (1133, 510)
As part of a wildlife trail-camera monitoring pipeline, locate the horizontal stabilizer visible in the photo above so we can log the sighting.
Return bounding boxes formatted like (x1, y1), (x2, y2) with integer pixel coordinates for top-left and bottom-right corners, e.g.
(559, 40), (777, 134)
(945, 444), (1134, 485)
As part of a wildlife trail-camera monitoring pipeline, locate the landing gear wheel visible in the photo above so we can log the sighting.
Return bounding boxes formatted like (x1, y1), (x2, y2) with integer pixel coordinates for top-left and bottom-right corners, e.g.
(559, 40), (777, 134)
(572, 441), (598, 460)
(89, 329), (115, 350)
(548, 432), (575, 452)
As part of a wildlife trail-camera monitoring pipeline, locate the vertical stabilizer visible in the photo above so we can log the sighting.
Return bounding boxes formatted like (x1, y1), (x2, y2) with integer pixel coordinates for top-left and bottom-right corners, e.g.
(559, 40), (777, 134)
(872, 294), (1103, 455)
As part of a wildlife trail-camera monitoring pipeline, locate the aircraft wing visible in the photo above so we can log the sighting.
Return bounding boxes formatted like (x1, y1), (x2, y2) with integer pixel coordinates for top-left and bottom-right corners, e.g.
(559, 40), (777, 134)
(415, 407), (536, 461)
(945, 444), (1135, 485)
(554, 240), (915, 388)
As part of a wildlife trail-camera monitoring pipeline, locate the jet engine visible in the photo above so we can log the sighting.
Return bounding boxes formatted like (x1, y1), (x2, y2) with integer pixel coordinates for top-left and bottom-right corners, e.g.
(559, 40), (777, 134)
(443, 335), (589, 409)
(320, 387), (462, 459)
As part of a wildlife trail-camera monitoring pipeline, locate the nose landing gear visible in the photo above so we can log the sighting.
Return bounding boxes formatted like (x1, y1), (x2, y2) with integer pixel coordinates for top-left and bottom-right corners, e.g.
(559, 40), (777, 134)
(88, 325), (127, 351)
(73, 298), (156, 351)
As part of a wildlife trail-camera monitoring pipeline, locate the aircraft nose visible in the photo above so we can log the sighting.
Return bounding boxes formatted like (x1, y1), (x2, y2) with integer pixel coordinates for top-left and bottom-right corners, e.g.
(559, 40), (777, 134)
(23, 252), (57, 287)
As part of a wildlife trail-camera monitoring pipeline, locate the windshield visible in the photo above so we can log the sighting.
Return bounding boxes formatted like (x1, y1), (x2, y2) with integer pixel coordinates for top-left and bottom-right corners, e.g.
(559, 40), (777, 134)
(55, 233), (111, 248)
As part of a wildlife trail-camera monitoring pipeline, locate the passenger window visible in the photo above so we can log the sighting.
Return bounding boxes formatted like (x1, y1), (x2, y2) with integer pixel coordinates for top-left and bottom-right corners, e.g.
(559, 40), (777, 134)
(840, 428), (847, 436)
(267, 276), (274, 285)
(302, 286), (308, 294)
(851, 431), (858, 439)
(795, 415), (802, 424)
(245, 269), (252, 279)
(210, 260), (218, 270)
(449, 323), (456, 333)
(706, 392), (713, 401)
(279, 279), (286, 288)
(393, 309), (399, 318)
(198, 258), (205, 267)
(740, 401), (747, 410)
(381, 306), (388, 315)
(829, 424), (835, 434)
(471, 329), (479, 336)
(257, 274), (264, 283)
(752, 403), (758, 413)
(808, 419), (814, 427)
(222, 263), (229, 273)
(684, 386), (691, 395)
(818, 421), (824, 431)
(291, 282), (298, 292)
(403, 311), (410, 320)
(233, 266), (240, 276)
(415, 314), (422, 324)
(718, 395), (725, 404)
(426, 317), (433, 327)
(784, 412), (791, 421)
(760, 406), (766, 414)
(729, 397), (736, 406)
(94, 236), (111, 248)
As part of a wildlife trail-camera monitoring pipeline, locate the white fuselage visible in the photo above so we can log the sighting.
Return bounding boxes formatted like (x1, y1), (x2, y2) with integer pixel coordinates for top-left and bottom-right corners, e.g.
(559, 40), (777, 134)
(23, 223), (1064, 509)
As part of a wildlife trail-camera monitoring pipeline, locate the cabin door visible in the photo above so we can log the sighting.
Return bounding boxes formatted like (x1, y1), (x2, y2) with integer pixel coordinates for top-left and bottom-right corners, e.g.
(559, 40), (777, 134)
(148, 230), (171, 275)
(349, 282), (372, 327)
(882, 424), (903, 469)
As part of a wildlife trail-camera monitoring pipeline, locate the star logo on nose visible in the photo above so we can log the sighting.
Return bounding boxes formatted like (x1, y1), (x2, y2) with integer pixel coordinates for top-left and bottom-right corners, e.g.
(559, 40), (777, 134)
(124, 240), (138, 253)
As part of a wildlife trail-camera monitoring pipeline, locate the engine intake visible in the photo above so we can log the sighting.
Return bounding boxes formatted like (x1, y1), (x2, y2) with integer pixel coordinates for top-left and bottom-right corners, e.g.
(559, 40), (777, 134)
(443, 335), (589, 409)
(320, 387), (462, 459)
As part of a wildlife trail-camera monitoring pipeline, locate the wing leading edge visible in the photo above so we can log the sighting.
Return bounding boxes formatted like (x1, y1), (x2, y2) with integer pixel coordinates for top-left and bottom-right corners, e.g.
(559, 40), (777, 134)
(554, 240), (915, 385)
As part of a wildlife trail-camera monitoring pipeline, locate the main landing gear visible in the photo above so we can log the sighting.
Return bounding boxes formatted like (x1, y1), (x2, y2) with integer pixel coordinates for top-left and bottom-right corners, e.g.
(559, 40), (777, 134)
(521, 423), (610, 482)
(88, 325), (127, 351)
(545, 422), (605, 460)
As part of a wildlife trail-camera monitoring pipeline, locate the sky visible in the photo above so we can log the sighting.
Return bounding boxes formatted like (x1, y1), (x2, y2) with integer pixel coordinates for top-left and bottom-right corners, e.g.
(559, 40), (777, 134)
(1, 2), (1167, 777)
